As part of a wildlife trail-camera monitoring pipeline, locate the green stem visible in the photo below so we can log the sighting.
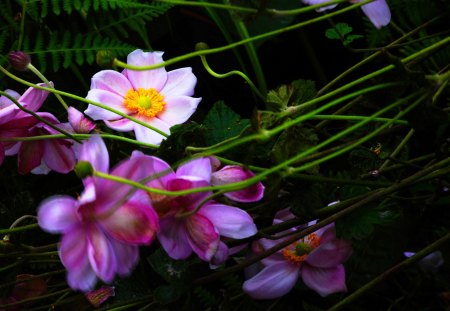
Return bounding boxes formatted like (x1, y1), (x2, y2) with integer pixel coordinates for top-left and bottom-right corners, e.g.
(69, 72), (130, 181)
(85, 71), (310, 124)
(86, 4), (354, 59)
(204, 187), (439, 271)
(113, 1), (377, 71)
(0, 260), (24, 272)
(27, 63), (69, 110)
(0, 133), (157, 149)
(309, 114), (408, 125)
(0, 223), (39, 235)
(199, 54), (266, 101)
(230, 7), (267, 95)
(194, 156), (450, 284)
(0, 91), (81, 143)
(328, 232), (450, 311)
(379, 129), (415, 171)
(0, 289), (71, 308)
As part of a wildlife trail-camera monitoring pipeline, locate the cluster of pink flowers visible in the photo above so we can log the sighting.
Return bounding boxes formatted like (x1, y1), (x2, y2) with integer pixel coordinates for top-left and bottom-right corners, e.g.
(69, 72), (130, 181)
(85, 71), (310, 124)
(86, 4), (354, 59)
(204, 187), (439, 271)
(37, 135), (264, 291)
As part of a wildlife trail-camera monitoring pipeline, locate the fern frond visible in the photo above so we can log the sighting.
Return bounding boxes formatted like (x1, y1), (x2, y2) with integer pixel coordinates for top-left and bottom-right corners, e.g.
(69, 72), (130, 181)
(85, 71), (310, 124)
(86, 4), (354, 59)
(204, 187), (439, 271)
(23, 31), (137, 72)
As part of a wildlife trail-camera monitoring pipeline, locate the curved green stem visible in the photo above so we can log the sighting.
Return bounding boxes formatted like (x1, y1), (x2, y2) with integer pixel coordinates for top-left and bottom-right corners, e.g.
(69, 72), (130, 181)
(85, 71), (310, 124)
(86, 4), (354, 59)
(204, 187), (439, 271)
(379, 129), (415, 171)
(27, 63), (69, 110)
(0, 223), (39, 235)
(113, 1), (376, 71)
(199, 55), (266, 101)
(310, 114), (408, 125)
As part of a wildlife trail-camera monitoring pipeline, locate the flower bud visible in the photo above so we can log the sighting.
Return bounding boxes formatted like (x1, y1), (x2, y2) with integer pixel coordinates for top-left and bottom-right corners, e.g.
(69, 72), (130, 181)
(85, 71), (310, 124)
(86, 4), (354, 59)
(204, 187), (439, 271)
(195, 42), (210, 51)
(8, 51), (31, 71)
(75, 161), (94, 179)
(96, 50), (116, 68)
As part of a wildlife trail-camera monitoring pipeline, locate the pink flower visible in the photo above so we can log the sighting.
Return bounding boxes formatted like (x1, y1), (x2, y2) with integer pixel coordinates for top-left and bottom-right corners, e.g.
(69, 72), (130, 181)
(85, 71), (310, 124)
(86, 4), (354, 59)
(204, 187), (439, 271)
(243, 210), (352, 299)
(37, 135), (159, 291)
(0, 86), (49, 159)
(68, 107), (96, 134)
(131, 153), (258, 262)
(211, 165), (265, 202)
(302, 0), (391, 29)
(85, 49), (201, 145)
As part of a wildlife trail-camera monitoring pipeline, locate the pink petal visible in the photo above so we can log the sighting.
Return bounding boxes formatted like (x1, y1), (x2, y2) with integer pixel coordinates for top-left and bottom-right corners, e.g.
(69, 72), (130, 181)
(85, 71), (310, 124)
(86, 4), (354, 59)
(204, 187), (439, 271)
(157, 96), (201, 126)
(186, 213), (220, 261)
(176, 157), (212, 182)
(108, 240), (139, 276)
(0, 105), (19, 124)
(210, 241), (230, 266)
(133, 116), (170, 145)
(243, 262), (299, 299)
(0, 89), (20, 109)
(68, 107), (96, 134)
(157, 216), (193, 260)
(60, 226), (97, 291)
(0, 144), (4, 166)
(199, 203), (257, 239)
(161, 67), (197, 97)
(37, 195), (79, 233)
(315, 223), (337, 244)
(301, 264), (348, 297)
(85, 89), (129, 121)
(134, 154), (175, 189)
(302, 0), (338, 12)
(124, 50), (168, 91)
(168, 177), (211, 208)
(86, 224), (117, 283)
(101, 200), (159, 244)
(306, 239), (352, 268)
(16, 83), (51, 116)
(104, 118), (134, 132)
(17, 140), (44, 174)
(42, 139), (76, 173)
(79, 135), (109, 173)
(212, 166), (264, 202)
(90, 70), (133, 97)
(360, 0), (391, 29)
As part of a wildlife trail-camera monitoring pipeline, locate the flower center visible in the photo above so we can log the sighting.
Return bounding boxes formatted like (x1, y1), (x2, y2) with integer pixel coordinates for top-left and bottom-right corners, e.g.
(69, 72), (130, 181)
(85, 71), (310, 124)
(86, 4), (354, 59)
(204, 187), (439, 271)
(281, 233), (321, 265)
(123, 88), (166, 118)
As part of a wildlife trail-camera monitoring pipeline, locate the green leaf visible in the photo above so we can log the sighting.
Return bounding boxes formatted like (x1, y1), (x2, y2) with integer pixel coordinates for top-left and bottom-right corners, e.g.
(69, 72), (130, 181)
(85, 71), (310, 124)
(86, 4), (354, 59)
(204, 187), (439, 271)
(154, 284), (186, 305)
(266, 79), (316, 112)
(146, 248), (193, 283)
(325, 23), (363, 46)
(203, 101), (250, 145)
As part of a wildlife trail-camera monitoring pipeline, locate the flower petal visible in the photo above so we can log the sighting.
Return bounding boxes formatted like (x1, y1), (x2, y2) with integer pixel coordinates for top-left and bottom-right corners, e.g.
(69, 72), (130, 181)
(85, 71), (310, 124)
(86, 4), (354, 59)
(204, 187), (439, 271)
(158, 216), (193, 260)
(37, 196), (79, 233)
(86, 224), (117, 283)
(133, 117), (170, 145)
(104, 118), (134, 132)
(85, 89), (129, 121)
(16, 83), (51, 115)
(302, 0), (338, 12)
(199, 203), (257, 239)
(186, 214), (220, 261)
(124, 50), (168, 91)
(176, 157), (212, 183)
(109, 240), (139, 276)
(360, 0), (391, 29)
(157, 96), (201, 126)
(90, 70), (133, 97)
(243, 262), (299, 299)
(101, 199), (159, 244)
(301, 264), (347, 297)
(60, 226), (97, 292)
(79, 135), (109, 173)
(211, 165), (264, 202)
(306, 239), (352, 268)
(42, 139), (76, 173)
(160, 67), (197, 97)
(17, 140), (44, 174)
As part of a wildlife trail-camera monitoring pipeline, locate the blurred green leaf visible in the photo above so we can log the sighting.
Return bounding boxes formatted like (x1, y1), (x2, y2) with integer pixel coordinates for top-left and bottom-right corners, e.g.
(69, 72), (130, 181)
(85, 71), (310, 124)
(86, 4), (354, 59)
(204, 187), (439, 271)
(203, 101), (250, 145)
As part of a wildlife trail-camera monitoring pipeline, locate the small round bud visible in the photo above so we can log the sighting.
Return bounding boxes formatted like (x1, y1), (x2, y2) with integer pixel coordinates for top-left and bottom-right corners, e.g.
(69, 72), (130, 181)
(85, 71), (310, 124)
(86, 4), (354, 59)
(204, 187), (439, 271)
(96, 50), (116, 68)
(75, 161), (94, 179)
(8, 51), (31, 71)
(195, 42), (210, 51)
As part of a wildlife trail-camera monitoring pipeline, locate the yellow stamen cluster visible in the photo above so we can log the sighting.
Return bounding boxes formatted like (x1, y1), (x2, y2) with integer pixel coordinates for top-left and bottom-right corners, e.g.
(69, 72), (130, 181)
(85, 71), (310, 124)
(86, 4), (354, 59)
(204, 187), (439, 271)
(281, 233), (321, 265)
(123, 87), (166, 118)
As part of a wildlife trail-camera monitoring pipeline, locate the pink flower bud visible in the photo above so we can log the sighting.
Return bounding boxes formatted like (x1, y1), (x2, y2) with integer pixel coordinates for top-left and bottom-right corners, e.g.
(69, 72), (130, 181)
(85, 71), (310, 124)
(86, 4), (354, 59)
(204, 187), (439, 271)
(8, 51), (31, 71)
(68, 107), (96, 133)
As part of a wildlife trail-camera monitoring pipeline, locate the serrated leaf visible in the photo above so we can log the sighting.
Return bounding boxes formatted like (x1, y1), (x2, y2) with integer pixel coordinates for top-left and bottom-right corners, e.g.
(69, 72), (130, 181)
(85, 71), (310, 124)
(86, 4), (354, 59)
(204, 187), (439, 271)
(203, 101), (250, 145)
(146, 248), (192, 283)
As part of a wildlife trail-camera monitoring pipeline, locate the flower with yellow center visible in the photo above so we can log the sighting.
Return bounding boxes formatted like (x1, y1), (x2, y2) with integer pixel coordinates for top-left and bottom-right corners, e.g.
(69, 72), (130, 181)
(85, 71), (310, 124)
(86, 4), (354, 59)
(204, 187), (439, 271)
(243, 211), (353, 299)
(85, 49), (201, 145)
